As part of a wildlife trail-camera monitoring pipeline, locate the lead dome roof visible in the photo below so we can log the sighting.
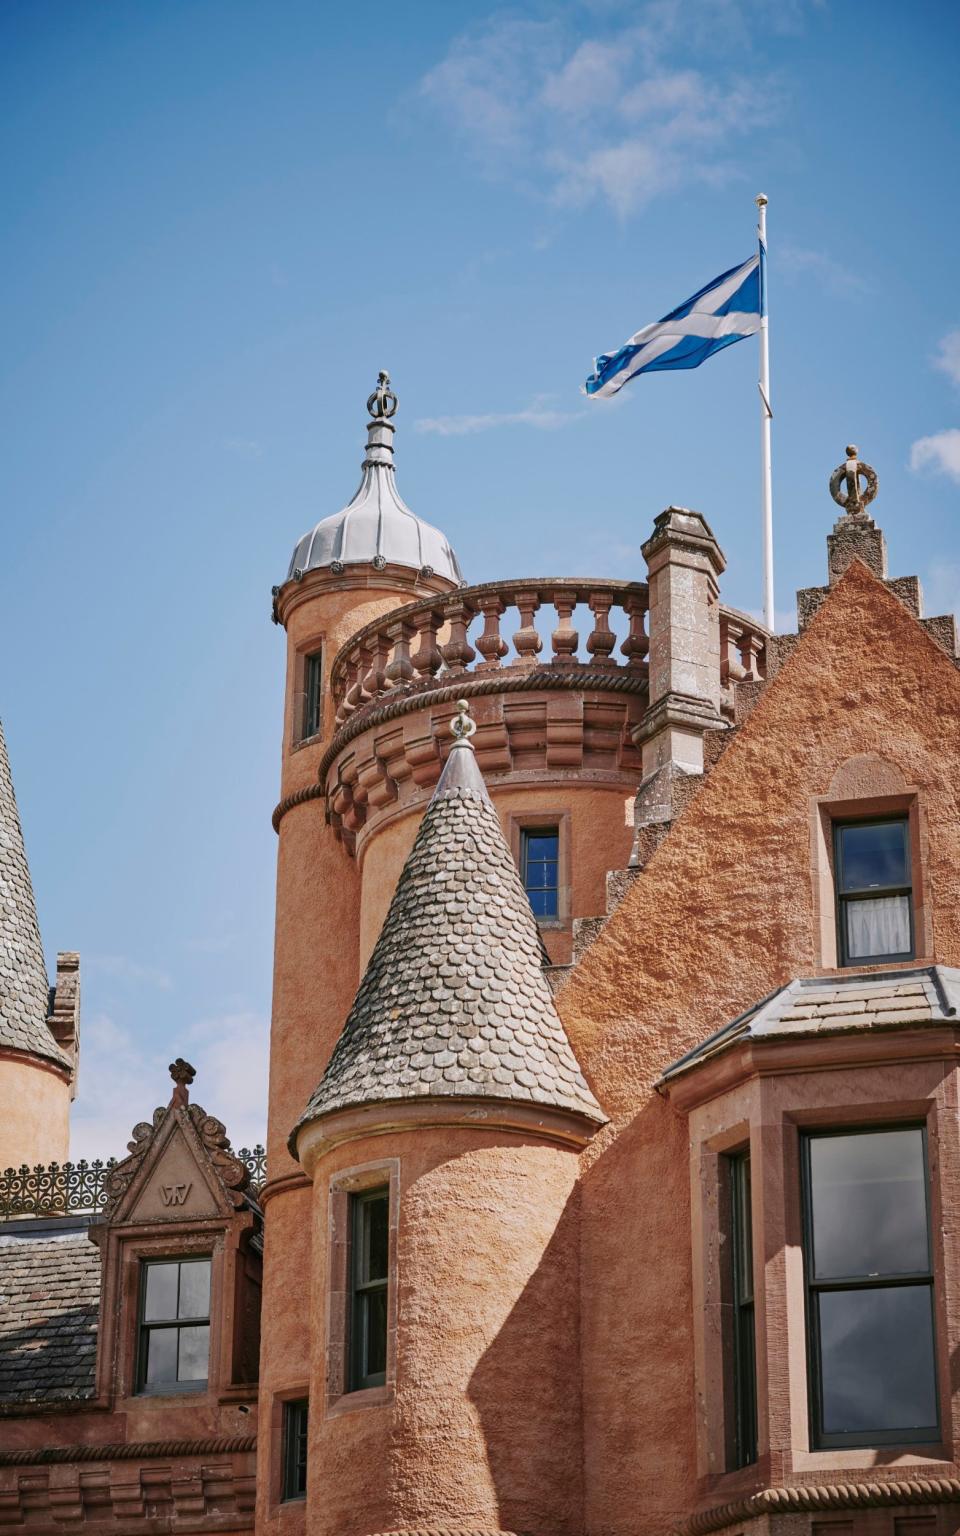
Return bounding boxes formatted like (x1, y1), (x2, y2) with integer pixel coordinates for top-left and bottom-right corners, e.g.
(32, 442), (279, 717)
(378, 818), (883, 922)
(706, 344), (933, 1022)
(286, 372), (463, 584)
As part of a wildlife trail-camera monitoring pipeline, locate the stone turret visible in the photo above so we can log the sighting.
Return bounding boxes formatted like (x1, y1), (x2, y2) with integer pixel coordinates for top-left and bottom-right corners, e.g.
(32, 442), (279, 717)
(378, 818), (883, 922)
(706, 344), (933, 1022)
(0, 717), (74, 1167)
(292, 702), (604, 1536)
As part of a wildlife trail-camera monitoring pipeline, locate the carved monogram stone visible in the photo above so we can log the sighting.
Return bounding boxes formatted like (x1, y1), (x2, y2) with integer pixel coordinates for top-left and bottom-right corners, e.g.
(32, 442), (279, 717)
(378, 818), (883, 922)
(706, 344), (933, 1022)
(160, 1181), (192, 1206)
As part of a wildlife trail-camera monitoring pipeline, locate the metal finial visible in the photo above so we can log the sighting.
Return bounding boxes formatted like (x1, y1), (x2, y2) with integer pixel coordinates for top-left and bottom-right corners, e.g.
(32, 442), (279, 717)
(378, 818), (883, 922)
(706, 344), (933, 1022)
(449, 698), (477, 746)
(829, 445), (878, 516)
(367, 370), (398, 421)
(755, 192), (768, 207)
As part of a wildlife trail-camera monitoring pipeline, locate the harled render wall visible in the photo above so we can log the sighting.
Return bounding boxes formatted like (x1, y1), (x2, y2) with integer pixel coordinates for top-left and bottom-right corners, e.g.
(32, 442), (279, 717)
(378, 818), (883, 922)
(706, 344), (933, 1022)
(305, 1125), (584, 1536)
(556, 560), (960, 1533)
(0, 1053), (70, 1168)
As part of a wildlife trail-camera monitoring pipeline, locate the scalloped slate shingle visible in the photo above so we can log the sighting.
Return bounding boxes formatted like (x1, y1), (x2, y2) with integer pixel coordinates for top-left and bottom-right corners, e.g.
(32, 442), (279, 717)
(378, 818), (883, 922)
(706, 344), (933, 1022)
(0, 1230), (99, 1402)
(293, 742), (605, 1145)
(0, 719), (66, 1068)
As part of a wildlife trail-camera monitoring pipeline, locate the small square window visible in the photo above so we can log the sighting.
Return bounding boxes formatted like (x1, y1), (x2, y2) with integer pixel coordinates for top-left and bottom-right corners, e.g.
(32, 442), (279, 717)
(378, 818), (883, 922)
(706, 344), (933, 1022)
(138, 1258), (211, 1393)
(303, 650), (323, 740)
(281, 1398), (309, 1501)
(349, 1189), (389, 1391)
(521, 828), (559, 920)
(834, 817), (914, 966)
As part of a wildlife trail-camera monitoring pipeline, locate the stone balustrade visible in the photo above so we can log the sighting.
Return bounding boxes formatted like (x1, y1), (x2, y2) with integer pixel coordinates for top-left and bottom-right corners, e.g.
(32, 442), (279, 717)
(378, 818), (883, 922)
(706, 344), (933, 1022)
(719, 608), (768, 685)
(331, 578), (651, 730)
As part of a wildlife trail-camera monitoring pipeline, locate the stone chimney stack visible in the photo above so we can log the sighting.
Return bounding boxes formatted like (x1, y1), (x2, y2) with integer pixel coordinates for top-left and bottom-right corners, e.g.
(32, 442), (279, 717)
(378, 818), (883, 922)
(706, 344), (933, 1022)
(633, 507), (726, 825)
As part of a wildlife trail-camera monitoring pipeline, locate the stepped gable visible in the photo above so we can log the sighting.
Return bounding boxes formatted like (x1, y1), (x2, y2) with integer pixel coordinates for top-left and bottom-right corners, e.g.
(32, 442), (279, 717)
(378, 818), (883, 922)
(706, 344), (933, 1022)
(0, 719), (67, 1069)
(0, 1230), (100, 1402)
(292, 703), (605, 1145)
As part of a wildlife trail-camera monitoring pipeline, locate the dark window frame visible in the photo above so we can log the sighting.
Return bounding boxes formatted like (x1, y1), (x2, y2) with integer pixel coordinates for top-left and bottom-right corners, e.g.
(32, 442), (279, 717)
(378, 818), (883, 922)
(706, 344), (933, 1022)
(136, 1256), (212, 1396)
(520, 825), (560, 921)
(800, 1123), (939, 1450)
(833, 816), (914, 967)
(349, 1187), (389, 1392)
(303, 649), (323, 740)
(728, 1149), (757, 1468)
(281, 1397), (309, 1502)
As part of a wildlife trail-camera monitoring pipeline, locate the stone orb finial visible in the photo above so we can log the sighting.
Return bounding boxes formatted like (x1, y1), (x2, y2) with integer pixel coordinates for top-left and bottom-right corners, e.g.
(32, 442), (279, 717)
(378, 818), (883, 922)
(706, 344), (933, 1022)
(830, 446), (878, 517)
(450, 698), (477, 746)
(367, 369), (398, 421)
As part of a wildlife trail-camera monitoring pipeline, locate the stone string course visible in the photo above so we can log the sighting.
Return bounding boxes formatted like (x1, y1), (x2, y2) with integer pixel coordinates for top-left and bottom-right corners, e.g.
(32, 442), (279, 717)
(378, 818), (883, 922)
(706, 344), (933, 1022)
(681, 1476), (960, 1535)
(293, 758), (605, 1139)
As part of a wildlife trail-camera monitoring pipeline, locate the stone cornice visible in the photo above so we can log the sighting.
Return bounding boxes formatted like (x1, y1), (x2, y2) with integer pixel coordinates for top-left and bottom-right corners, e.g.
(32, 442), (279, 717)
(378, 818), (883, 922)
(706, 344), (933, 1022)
(273, 561), (457, 628)
(679, 1474), (960, 1535)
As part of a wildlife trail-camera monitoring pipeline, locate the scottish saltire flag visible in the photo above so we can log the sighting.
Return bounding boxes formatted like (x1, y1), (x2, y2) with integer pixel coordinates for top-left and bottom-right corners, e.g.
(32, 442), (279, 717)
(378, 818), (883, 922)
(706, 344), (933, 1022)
(583, 252), (764, 398)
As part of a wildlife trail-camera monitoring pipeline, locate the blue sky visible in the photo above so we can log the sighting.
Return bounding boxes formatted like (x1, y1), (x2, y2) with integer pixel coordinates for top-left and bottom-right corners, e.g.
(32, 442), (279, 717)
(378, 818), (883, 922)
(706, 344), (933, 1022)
(2, 0), (958, 1160)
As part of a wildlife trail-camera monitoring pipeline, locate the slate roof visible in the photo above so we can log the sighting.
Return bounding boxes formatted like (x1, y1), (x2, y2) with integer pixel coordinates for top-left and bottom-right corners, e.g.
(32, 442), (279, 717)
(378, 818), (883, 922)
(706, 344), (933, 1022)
(660, 965), (960, 1084)
(0, 1226), (100, 1401)
(293, 737), (605, 1145)
(0, 719), (67, 1068)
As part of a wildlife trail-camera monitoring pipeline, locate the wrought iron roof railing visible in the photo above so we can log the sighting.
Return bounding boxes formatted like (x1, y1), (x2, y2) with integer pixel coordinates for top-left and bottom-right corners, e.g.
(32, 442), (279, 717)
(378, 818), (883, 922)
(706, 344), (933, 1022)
(0, 1145), (267, 1219)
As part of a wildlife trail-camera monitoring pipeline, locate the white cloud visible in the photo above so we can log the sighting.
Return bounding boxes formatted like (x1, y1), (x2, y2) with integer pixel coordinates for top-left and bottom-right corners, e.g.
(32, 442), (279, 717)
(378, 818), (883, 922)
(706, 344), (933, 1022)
(415, 399), (586, 435)
(934, 330), (960, 388)
(909, 430), (960, 484)
(776, 242), (869, 295)
(67, 1008), (269, 1164)
(417, 3), (801, 216)
(85, 954), (173, 990)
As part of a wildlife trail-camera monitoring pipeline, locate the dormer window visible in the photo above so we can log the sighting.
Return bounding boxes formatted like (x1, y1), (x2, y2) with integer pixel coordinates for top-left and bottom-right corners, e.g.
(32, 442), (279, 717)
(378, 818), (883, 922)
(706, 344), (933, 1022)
(834, 817), (914, 966)
(138, 1257), (211, 1393)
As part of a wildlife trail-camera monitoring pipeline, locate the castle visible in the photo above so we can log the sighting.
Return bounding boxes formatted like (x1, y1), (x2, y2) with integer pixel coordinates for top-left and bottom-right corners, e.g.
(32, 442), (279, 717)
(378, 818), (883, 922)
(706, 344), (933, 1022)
(3, 373), (960, 1536)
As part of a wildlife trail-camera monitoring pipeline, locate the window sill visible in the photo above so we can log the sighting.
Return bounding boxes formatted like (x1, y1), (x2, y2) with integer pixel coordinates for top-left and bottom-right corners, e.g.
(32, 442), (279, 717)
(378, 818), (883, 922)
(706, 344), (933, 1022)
(789, 1443), (952, 1475)
(134, 1381), (208, 1398)
(325, 1382), (393, 1419)
(291, 732), (325, 754)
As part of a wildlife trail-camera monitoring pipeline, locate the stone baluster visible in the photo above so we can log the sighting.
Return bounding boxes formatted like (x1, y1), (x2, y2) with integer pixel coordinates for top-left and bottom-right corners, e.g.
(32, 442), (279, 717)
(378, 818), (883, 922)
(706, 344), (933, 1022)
(740, 627), (765, 680)
(586, 590), (617, 668)
(550, 589), (579, 665)
(475, 594), (509, 669)
(512, 589), (543, 667)
(336, 654), (358, 724)
(361, 632), (390, 701)
(440, 597), (477, 674)
(720, 617), (746, 684)
(384, 619), (416, 689)
(411, 608), (444, 683)
(341, 646), (366, 716)
(620, 595), (649, 671)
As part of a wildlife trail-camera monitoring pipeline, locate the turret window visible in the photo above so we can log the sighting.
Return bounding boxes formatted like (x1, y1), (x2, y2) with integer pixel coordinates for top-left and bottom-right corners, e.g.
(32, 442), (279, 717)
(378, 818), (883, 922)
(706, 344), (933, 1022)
(137, 1257), (211, 1393)
(349, 1188), (389, 1390)
(281, 1398), (309, 1501)
(834, 817), (914, 966)
(802, 1127), (938, 1447)
(303, 650), (323, 740)
(521, 828), (560, 919)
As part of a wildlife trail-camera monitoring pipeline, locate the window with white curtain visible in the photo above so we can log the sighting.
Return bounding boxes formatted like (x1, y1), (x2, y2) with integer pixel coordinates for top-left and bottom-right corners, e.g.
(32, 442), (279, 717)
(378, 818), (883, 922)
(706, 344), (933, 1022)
(834, 818), (914, 967)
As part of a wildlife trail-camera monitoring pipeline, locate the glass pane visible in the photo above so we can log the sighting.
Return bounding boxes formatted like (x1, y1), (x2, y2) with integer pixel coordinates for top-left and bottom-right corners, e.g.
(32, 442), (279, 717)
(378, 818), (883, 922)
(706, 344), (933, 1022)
(143, 1263), (179, 1322)
(529, 888), (558, 918)
(818, 1285), (937, 1435)
(525, 833), (558, 862)
(809, 1129), (929, 1279)
(177, 1324), (210, 1382)
(364, 1287), (388, 1379)
(362, 1194), (389, 1283)
(145, 1326), (178, 1386)
(733, 1155), (753, 1304)
(839, 821), (908, 892)
(845, 895), (911, 959)
(178, 1260), (211, 1319)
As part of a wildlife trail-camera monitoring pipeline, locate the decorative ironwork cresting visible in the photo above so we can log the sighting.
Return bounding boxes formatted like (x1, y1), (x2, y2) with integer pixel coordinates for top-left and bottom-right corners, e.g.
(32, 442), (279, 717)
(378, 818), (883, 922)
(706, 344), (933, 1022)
(0, 1145), (267, 1218)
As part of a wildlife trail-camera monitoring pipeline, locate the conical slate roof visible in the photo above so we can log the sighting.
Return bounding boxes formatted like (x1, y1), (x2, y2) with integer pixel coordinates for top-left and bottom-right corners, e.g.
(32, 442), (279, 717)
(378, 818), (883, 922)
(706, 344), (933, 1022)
(292, 714), (605, 1146)
(0, 719), (67, 1068)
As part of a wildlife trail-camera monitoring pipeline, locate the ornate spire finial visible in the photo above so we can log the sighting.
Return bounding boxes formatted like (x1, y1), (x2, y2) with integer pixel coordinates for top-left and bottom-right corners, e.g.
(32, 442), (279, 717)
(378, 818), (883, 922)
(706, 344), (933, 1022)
(830, 444), (878, 519)
(367, 369), (398, 421)
(169, 1057), (196, 1108)
(449, 698), (477, 749)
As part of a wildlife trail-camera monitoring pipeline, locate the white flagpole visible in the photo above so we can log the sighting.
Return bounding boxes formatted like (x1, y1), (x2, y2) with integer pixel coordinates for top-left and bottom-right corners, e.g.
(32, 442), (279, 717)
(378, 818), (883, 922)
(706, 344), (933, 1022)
(756, 193), (775, 632)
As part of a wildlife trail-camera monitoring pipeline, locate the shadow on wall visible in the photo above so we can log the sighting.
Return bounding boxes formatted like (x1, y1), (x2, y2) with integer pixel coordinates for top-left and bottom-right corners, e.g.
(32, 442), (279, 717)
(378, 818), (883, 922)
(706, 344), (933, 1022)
(467, 1183), (585, 1536)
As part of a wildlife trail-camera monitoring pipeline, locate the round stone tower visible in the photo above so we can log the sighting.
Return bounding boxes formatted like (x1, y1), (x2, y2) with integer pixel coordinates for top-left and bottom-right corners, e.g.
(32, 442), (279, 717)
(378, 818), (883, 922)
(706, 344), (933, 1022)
(258, 374), (463, 1534)
(0, 717), (73, 1169)
(291, 704), (606, 1536)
